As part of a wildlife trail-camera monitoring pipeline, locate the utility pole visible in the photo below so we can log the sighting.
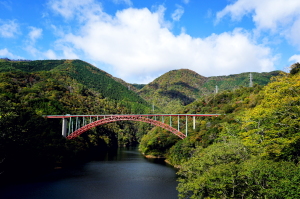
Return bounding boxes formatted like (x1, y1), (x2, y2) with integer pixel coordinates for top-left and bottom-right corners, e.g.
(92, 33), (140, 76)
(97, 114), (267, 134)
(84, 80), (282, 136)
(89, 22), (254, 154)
(249, 73), (253, 87)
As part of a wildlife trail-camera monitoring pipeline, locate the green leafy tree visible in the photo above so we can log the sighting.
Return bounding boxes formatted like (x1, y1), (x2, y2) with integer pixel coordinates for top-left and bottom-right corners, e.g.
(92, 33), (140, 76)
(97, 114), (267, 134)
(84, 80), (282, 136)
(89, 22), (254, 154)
(177, 140), (250, 198)
(240, 72), (300, 160)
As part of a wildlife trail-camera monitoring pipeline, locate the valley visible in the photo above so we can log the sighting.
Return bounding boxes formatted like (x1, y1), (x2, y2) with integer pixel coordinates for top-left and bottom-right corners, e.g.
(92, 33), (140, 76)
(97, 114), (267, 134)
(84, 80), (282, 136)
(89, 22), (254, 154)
(1, 58), (299, 198)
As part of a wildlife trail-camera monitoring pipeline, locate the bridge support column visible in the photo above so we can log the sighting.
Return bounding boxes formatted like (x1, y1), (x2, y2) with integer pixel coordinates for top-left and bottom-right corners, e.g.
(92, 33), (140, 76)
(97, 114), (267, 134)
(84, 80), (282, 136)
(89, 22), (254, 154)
(178, 115), (179, 131)
(62, 118), (68, 137)
(186, 115), (188, 137)
(193, 116), (195, 130)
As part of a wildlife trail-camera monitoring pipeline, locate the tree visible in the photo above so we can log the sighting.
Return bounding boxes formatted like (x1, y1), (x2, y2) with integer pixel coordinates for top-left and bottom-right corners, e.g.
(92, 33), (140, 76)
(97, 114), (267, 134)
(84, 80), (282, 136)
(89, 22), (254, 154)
(177, 140), (250, 198)
(240, 72), (300, 160)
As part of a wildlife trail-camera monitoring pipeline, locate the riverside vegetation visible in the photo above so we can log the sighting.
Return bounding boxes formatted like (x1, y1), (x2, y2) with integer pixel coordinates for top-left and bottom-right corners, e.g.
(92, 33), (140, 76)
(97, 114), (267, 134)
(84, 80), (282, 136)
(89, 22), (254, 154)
(1, 58), (299, 198)
(0, 59), (152, 184)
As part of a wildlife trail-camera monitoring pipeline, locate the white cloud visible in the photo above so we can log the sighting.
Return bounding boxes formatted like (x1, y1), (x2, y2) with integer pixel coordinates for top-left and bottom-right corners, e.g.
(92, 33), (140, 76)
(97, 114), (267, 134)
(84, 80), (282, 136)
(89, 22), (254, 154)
(289, 54), (300, 63)
(24, 27), (43, 58)
(0, 1), (12, 10)
(0, 20), (19, 38)
(112, 0), (133, 6)
(182, 0), (189, 4)
(216, 0), (300, 30)
(171, 5), (184, 21)
(59, 45), (79, 59)
(25, 45), (39, 57)
(28, 26), (43, 43)
(0, 48), (13, 57)
(0, 48), (23, 59)
(288, 17), (300, 50)
(44, 49), (58, 59)
(48, 0), (103, 21)
(216, 0), (300, 48)
(49, 0), (276, 83)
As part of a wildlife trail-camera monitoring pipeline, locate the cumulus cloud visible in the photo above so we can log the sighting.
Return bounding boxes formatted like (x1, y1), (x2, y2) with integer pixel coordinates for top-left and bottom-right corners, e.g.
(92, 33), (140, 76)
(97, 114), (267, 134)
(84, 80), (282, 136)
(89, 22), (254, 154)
(28, 26), (43, 43)
(112, 0), (133, 6)
(0, 48), (23, 59)
(0, 48), (14, 57)
(48, 0), (103, 21)
(24, 27), (43, 57)
(44, 49), (59, 59)
(288, 16), (300, 50)
(49, 0), (276, 83)
(216, 0), (300, 29)
(171, 5), (184, 21)
(289, 54), (300, 63)
(24, 26), (63, 59)
(216, 0), (300, 48)
(0, 20), (19, 38)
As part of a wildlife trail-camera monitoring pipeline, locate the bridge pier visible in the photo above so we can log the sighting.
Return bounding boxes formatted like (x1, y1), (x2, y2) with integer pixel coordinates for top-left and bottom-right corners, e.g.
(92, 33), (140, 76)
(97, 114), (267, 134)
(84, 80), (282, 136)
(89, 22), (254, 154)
(186, 115), (188, 136)
(193, 116), (195, 130)
(178, 115), (179, 131)
(62, 118), (68, 137)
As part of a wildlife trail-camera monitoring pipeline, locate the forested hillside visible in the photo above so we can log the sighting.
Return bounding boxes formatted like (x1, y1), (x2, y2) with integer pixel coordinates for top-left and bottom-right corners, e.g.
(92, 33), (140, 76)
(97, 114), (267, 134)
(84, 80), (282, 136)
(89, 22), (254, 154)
(138, 68), (281, 112)
(0, 59), (152, 184)
(138, 69), (207, 112)
(0, 59), (150, 113)
(1, 58), (299, 197)
(203, 70), (281, 91)
(139, 63), (300, 198)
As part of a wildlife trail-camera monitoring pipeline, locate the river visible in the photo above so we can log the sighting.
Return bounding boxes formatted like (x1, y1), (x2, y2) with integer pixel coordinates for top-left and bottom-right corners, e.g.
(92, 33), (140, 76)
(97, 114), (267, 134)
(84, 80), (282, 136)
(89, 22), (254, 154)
(0, 147), (179, 199)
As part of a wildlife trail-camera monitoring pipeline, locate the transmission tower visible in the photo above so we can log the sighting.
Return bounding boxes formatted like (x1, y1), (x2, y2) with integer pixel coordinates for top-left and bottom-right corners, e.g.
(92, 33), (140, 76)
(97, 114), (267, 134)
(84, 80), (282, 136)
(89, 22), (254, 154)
(152, 103), (154, 113)
(249, 73), (253, 87)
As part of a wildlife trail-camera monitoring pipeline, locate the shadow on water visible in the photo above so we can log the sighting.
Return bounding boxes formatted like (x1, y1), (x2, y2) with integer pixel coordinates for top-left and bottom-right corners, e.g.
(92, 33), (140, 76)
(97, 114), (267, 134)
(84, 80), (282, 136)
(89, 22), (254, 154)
(95, 147), (176, 169)
(0, 147), (179, 199)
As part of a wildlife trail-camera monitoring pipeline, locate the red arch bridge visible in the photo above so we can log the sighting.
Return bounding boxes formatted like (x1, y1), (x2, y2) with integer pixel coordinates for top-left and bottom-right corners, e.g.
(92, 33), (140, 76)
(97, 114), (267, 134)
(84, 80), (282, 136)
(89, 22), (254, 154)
(45, 114), (222, 140)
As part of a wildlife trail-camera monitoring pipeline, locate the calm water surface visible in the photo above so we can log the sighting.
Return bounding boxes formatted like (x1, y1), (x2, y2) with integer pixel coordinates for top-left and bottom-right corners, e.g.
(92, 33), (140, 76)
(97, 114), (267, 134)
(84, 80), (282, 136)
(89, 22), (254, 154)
(0, 147), (178, 199)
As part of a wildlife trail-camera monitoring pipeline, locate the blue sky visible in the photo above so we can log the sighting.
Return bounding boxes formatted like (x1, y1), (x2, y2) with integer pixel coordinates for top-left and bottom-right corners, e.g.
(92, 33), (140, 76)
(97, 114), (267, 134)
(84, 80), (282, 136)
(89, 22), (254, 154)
(1, 0), (300, 83)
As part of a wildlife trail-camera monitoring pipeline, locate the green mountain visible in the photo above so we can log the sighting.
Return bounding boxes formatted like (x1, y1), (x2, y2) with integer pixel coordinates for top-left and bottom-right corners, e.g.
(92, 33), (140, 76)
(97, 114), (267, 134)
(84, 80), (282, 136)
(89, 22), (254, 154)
(138, 69), (281, 112)
(202, 70), (281, 91)
(0, 59), (150, 113)
(0, 59), (153, 182)
(139, 65), (300, 198)
(138, 69), (207, 112)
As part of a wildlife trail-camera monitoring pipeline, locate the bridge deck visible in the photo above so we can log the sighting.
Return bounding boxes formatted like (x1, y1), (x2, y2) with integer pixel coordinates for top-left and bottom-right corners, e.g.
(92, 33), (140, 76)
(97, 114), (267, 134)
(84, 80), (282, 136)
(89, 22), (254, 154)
(45, 114), (222, 118)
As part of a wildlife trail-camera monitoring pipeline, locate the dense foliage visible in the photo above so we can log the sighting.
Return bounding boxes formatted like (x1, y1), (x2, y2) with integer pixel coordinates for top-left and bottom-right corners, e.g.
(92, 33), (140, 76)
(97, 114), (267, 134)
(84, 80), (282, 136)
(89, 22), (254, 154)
(0, 59), (152, 184)
(178, 71), (300, 198)
(138, 68), (280, 113)
(1, 58), (299, 197)
(0, 59), (150, 113)
(139, 66), (300, 198)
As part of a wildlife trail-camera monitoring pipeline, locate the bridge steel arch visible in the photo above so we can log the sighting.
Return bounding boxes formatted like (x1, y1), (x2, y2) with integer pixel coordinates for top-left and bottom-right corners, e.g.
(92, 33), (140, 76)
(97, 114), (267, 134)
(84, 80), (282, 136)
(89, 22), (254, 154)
(66, 115), (186, 140)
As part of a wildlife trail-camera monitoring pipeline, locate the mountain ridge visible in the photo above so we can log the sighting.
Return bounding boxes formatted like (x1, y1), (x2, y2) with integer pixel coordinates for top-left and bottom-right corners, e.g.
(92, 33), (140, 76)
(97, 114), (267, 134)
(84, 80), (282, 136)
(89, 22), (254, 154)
(0, 58), (282, 112)
(0, 59), (151, 113)
(137, 68), (282, 112)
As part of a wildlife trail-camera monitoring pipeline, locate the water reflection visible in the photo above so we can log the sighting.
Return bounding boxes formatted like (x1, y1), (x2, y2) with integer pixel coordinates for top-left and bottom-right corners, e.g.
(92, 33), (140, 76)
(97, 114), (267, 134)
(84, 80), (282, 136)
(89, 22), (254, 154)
(0, 147), (178, 199)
